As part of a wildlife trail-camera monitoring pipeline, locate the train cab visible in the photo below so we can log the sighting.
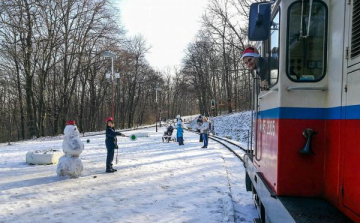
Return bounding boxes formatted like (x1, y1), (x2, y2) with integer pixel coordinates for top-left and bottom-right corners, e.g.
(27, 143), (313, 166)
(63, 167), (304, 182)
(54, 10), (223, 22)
(244, 0), (360, 222)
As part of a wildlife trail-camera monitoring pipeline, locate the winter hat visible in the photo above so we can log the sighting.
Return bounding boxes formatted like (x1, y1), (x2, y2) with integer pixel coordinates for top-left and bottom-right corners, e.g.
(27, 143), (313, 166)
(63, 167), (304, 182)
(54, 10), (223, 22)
(66, 120), (76, 125)
(241, 46), (260, 59)
(105, 117), (113, 123)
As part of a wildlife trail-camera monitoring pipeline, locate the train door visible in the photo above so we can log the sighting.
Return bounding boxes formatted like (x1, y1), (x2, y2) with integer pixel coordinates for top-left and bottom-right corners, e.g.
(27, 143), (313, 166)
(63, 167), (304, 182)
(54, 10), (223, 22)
(342, 0), (360, 217)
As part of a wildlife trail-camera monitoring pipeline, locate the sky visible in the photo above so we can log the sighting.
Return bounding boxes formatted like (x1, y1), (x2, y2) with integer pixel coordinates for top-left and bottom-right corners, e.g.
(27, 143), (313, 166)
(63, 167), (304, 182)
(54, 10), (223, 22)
(117, 0), (209, 71)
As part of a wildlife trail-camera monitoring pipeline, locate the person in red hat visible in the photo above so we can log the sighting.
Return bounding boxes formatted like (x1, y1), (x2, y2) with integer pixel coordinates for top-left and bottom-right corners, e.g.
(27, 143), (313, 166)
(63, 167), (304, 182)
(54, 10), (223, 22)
(105, 117), (126, 173)
(241, 46), (269, 90)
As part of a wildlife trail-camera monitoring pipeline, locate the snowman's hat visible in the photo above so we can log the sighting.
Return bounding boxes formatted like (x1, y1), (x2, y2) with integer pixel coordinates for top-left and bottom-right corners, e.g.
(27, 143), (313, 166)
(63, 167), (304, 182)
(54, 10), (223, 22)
(66, 120), (75, 125)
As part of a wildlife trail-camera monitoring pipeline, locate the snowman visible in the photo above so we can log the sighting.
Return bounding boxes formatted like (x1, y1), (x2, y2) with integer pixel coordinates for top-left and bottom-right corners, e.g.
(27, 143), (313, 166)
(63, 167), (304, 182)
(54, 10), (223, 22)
(57, 120), (84, 178)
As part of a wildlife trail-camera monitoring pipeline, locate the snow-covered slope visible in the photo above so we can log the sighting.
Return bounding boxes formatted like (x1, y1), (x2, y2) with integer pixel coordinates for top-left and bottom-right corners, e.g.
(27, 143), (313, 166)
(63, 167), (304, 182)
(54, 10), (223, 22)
(187, 111), (252, 144)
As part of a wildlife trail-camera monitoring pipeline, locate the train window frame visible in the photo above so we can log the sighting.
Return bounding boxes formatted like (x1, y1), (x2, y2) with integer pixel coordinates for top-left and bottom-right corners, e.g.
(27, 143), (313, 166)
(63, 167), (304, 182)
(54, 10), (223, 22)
(268, 9), (280, 87)
(286, 0), (328, 82)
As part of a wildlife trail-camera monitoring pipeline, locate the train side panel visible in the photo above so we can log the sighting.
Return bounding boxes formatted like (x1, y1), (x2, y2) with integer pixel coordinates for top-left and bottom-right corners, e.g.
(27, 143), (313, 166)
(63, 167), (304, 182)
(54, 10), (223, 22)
(246, 0), (360, 222)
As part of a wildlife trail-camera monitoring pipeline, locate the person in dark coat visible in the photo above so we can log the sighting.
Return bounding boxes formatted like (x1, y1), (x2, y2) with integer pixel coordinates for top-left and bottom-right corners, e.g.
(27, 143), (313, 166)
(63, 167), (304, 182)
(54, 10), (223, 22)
(197, 116), (203, 142)
(105, 117), (126, 173)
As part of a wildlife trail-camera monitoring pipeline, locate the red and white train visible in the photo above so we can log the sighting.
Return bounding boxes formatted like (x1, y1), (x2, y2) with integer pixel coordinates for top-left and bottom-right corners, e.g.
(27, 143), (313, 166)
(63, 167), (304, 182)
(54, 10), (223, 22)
(244, 0), (360, 222)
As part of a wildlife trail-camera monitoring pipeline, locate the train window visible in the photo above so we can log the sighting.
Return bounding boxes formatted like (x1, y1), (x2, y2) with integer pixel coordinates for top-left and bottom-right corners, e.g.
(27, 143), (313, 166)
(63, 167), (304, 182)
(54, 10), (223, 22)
(269, 10), (280, 86)
(351, 0), (360, 58)
(286, 1), (328, 82)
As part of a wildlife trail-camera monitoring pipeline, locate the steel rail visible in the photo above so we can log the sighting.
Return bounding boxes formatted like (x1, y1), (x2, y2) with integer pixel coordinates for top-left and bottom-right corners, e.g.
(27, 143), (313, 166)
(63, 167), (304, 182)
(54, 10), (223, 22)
(186, 129), (247, 162)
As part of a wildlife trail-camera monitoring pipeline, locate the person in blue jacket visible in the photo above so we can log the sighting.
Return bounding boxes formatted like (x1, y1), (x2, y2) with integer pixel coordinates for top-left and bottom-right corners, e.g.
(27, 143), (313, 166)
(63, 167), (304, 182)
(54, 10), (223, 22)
(105, 117), (126, 173)
(177, 124), (184, 145)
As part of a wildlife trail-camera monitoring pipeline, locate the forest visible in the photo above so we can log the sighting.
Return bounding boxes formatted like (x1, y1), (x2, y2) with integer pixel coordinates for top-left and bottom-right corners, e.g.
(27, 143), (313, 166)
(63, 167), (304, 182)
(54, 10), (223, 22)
(0, 0), (259, 143)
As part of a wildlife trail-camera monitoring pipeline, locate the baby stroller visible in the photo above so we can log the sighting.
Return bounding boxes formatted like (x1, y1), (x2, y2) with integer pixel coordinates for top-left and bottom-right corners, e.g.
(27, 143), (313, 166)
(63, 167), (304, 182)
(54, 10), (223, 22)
(162, 125), (175, 143)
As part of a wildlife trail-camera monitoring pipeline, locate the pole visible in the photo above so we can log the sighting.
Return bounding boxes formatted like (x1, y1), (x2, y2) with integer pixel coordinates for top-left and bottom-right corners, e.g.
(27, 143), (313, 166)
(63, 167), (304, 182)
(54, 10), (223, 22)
(159, 94), (161, 127)
(155, 89), (158, 132)
(115, 148), (118, 164)
(155, 89), (158, 103)
(111, 57), (114, 77)
(159, 109), (161, 127)
(156, 102), (158, 132)
(111, 57), (114, 118)
(111, 82), (114, 118)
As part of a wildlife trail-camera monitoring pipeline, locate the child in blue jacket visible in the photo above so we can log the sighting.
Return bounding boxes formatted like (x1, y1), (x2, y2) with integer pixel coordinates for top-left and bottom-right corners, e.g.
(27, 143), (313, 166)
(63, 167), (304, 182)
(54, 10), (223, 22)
(177, 124), (184, 145)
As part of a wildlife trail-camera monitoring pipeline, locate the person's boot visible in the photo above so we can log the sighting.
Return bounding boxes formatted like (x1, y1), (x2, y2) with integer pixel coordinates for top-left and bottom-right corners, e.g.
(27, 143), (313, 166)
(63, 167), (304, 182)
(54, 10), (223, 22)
(106, 164), (114, 173)
(110, 164), (117, 172)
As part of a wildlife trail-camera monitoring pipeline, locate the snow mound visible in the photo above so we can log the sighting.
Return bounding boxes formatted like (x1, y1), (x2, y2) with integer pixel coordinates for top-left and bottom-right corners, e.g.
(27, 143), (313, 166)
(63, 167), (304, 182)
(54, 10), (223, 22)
(186, 116), (200, 131)
(213, 111), (252, 143)
(187, 111), (252, 144)
(26, 150), (63, 165)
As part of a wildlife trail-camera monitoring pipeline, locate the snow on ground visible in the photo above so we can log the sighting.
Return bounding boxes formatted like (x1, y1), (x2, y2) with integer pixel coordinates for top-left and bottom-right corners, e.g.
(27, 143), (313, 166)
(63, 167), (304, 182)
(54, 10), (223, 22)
(0, 127), (257, 223)
(212, 111), (252, 142)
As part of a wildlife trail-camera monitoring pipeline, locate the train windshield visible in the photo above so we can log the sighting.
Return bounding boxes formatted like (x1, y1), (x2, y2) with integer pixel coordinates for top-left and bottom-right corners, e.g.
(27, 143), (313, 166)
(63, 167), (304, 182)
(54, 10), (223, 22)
(287, 1), (328, 82)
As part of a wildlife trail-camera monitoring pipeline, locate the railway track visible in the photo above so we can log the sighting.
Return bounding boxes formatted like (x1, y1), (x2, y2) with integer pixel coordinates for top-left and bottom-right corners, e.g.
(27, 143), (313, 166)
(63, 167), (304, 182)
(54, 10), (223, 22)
(186, 129), (248, 162)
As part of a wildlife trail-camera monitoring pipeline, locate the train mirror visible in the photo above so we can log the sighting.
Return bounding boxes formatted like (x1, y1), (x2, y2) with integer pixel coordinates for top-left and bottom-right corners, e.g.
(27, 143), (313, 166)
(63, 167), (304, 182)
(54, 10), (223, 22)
(248, 2), (273, 41)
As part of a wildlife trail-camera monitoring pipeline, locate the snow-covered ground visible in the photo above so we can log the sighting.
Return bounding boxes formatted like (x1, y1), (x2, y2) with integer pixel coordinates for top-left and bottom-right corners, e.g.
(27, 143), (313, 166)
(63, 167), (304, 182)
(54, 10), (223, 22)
(0, 126), (257, 223)
(187, 111), (252, 144)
